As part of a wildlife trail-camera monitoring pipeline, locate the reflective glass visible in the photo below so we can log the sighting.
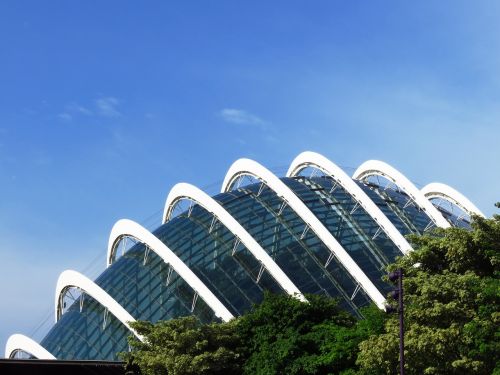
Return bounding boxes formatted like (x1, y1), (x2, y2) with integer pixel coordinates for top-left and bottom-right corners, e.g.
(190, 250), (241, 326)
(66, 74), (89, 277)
(284, 177), (397, 294)
(154, 208), (283, 316)
(216, 182), (372, 315)
(96, 245), (216, 325)
(433, 202), (472, 229)
(361, 180), (435, 234)
(355, 181), (417, 235)
(41, 295), (129, 360)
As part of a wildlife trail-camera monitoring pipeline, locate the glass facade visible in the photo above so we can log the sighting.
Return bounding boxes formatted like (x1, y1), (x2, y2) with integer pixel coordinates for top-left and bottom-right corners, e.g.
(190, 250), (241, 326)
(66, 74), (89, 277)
(34, 172), (471, 361)
(215, 182), (371, 315)
(155, 208), (284, 317)
(41, 295), (130, 360)
(361, 178), (435, 234)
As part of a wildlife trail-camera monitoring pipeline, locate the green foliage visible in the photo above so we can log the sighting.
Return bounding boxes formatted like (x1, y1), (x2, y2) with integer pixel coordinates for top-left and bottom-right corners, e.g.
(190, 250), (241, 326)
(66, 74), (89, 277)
(122, 317), (243, 375)
(122, 294), (385, 375)
(357, 213), (500, 375)
(236, 293), (384, 375)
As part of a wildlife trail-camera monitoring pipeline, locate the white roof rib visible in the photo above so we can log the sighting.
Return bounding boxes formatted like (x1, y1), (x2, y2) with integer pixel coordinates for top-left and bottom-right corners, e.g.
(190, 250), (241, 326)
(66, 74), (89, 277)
(107, 219), (234, 322)
(162, 182), (305, 301)
(353, 160), (451, 229)
(287, 151), (413, 255)
(221, 158), (386, 309)
(5, 334), (56, 359)
(421, 182), (485, 218)
(55, 270), (143, 341)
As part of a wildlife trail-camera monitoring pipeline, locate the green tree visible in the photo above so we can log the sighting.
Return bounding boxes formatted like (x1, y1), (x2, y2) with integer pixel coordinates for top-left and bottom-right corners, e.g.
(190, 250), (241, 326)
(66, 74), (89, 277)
(236, 293), (385, 375)
(122, 294), (385, 375)
(122, 316), (243, 375)
(357, 212), (500, 375)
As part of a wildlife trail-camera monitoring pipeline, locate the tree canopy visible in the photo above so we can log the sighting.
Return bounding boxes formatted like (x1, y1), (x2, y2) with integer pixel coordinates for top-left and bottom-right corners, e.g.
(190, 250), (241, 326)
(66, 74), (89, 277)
(236, 293), (384, 375)
(123, 317), (243, 375)
(123, 294), (385, 375)
(357, 213), (500, 374)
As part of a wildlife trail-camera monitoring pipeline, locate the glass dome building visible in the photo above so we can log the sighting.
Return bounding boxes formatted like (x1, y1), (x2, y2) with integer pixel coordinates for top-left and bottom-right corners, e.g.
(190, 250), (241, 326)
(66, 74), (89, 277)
(4, 152), (484, 360)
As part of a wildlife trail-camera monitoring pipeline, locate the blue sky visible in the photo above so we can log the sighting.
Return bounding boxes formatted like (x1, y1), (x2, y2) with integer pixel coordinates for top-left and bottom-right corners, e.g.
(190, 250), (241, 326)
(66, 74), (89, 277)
(1, 1), (499, 353)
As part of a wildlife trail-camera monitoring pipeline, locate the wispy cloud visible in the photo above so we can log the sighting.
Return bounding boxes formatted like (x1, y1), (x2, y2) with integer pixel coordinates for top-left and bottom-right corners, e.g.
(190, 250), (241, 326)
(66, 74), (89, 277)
(67, 103), (93, 116)
(219, 108), (268, 127)
(57, 113), (73, 121)
(58, 102), (93, 121)
(58, 96), (122, 121)
(96, 97), (122, 117)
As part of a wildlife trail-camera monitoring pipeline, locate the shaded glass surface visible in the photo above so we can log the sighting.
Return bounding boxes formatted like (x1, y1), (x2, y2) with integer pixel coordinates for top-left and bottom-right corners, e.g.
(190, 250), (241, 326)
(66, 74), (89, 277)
(215, 181), (372, 315)
(355, 181), (417, 236)
(154, 208), (283, 316)
(96, 244), (216, 324)
(285, 176), (398, 294)
(361, 180), (434, 234)
(359, 179), (473, 231)
(42, 242), (217, 360)
(431, 200), (472, 229)
(41, 295), (129, 360)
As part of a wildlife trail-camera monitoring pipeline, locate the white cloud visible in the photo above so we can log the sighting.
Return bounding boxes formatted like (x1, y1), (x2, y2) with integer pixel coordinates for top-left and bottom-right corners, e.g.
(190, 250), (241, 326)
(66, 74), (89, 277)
(96, 97), (122, 117)
(219, 108), (267, 127)
(58, 102), (92, 122)
(67, 103), (93, 116)
(58, 97), (122, 121)
(58, 113), (72, 121)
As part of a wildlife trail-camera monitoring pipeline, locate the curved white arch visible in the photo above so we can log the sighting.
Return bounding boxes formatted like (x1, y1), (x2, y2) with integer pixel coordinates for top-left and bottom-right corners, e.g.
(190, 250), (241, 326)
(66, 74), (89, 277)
(106, 219), (234, 322)
(55, 270), (143, 341)
(107, 224), (141, 267)
(162, 183), (305, 301)
(5, 334), (56, 359)
(221, 158), (386, 309)
(287, 151), (413, 255)
(353, 160), (451, 229)
(421, 182), (485, 218)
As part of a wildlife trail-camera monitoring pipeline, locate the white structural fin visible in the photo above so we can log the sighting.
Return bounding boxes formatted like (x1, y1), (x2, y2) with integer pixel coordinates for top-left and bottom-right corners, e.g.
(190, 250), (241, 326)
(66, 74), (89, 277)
(353, 160), (451, 229)
(287, 151), (413, 255)
(107, 219), (234, 322)
(5, 334), (56, 359)
(421, 182), (485, 218)
(162, 182), (305, 301)
(54, 270), (143, 341)
(221, 158), (386, 309)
